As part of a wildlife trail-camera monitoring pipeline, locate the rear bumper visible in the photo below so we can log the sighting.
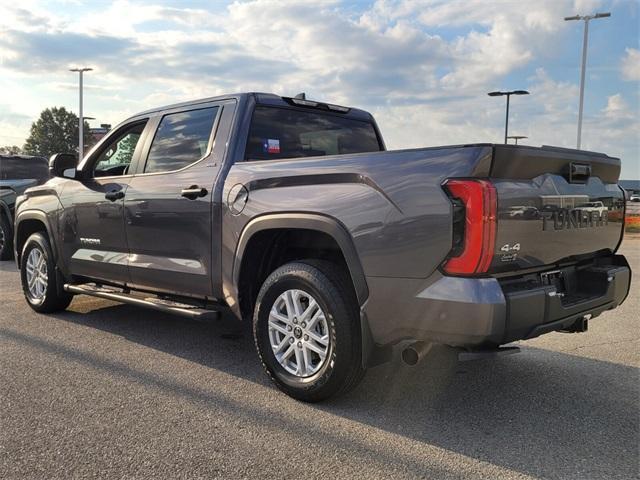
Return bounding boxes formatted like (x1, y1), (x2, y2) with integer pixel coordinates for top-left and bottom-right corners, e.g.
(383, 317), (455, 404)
(500, 255), (630, 343)
(362, 254), (631, 350)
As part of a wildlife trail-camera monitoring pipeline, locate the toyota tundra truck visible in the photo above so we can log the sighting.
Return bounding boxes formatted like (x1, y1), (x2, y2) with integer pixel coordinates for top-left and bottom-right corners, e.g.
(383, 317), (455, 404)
(13, 92), (631, 401)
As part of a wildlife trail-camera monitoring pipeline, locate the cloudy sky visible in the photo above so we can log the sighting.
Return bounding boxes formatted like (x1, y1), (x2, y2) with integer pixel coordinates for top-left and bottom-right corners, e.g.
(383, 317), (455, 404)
(0, 0), (638, 178)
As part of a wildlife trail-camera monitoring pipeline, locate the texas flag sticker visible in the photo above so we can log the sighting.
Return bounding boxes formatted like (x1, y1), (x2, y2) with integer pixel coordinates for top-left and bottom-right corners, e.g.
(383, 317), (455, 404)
(263, 138), (280, 154)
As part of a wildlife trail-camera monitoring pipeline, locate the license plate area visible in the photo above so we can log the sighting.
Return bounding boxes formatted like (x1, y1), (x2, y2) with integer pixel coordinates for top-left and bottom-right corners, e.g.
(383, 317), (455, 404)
(540, 269), (566, 296)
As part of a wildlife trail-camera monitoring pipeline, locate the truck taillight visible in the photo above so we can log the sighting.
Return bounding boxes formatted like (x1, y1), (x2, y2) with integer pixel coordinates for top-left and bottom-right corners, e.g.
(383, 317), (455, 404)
(442, 179), (497, 275)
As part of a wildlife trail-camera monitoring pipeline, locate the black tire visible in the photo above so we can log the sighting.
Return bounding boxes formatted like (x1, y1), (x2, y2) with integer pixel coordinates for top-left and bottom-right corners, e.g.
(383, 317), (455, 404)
(253, 261), (365, 402)
(0, 214), (12, 260)
(20, 232), (73, 313)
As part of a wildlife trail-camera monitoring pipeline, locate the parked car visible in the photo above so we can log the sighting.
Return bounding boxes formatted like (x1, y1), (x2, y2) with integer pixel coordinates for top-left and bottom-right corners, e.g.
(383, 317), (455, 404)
(13, 93), (631, 401)
(505, 205), (539, 219)
(574, 201), (608, 214)
(0, 155), (50, 259)
(629, 193), (640, 202)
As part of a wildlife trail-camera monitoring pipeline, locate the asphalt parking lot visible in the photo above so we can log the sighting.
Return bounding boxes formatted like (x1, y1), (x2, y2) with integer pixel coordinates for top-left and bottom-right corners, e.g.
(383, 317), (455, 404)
(1, 239), (638, 479)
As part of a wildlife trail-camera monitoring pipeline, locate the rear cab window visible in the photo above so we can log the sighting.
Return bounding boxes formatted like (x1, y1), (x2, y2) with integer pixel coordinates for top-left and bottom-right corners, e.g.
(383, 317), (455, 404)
(244, 106), (382, 161)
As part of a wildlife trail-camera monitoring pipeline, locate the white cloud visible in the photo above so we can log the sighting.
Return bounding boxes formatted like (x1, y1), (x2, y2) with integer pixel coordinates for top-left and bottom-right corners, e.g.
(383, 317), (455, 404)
(379, 68), (638, 180)
(621, 48), (640, 81)
(0, 0), (637, 178)
(604, 93), (633, 119)
(572, 0), (603, 14)
(358, 0), (582, 90)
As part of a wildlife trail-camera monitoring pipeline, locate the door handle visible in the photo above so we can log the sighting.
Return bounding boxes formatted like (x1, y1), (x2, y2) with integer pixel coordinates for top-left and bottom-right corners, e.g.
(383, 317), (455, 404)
(181, 186), (208, 199)
(105, 190), (125, 201)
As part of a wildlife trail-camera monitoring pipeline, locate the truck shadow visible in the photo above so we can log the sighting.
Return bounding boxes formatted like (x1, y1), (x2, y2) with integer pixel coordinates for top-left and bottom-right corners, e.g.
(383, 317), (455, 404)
(47, 298), (638, 479)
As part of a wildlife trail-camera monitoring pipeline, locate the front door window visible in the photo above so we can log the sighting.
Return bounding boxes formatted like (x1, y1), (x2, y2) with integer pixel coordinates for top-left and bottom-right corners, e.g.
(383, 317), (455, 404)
(93, 122), (146, 177)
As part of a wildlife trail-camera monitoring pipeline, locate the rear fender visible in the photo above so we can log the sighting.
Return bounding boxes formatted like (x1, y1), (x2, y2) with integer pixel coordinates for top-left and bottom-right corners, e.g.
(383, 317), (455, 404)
(232, 213), (374, 368)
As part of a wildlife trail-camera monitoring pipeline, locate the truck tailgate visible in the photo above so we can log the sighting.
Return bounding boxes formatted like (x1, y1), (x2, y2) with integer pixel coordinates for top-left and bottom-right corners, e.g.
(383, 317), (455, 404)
(488, 145), (625, 273)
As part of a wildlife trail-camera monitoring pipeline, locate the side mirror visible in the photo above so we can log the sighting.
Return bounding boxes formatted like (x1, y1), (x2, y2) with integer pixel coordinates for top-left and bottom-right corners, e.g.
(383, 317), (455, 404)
(49, 153), (78, 179)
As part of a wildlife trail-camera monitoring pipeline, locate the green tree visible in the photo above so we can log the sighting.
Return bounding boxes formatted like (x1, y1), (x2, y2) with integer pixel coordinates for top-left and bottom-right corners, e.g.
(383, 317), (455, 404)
(23, 107), (91, 158)
(0, 145), (22, 155)
(114, 134), (138, 162)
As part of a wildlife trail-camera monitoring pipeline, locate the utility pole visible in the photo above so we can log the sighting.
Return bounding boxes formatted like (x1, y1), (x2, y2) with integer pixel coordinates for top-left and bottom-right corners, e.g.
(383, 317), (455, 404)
(69, 67), (93, 159)
(564, 12), (611, 149)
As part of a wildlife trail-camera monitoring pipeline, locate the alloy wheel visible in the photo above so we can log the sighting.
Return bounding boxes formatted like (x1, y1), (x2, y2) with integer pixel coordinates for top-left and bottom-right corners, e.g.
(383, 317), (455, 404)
(268, 289), (330, 377)
(25, 247), (48, 301)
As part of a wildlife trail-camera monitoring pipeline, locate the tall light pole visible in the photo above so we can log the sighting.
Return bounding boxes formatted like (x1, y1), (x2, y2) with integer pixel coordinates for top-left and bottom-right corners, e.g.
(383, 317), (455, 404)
(69, 67), (93, 158)
(488, 90), (530, 144)
(564, 12), (611, 150)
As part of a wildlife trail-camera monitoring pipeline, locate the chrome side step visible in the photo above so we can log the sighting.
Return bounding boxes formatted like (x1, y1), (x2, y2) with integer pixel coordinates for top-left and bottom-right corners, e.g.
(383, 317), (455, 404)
(64, 283), (220, 321)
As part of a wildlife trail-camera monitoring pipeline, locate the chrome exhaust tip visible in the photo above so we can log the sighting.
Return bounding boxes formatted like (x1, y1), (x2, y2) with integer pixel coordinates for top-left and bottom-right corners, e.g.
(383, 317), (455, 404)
(401, 341), (432, 366)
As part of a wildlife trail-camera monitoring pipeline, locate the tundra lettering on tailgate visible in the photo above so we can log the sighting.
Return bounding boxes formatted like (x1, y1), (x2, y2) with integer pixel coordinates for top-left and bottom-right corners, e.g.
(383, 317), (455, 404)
(542, 209), (608, 231)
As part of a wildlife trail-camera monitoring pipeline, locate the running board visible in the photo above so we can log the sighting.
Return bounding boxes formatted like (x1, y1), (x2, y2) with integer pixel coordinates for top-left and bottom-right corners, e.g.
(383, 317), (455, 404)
(64, 283), (220, 321)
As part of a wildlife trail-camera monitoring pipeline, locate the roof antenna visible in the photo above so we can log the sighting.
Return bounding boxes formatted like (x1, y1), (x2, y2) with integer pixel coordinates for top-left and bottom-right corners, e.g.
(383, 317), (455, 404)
(294, 92), (306, 100)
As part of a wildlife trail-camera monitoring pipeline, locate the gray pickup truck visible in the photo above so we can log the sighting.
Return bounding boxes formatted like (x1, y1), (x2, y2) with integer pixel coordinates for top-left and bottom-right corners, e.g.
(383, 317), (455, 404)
(13, 93), (630, 401)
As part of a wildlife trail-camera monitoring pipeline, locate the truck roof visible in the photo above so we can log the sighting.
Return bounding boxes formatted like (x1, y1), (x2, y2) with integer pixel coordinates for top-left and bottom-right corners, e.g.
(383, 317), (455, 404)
(132, 92), (375, 123)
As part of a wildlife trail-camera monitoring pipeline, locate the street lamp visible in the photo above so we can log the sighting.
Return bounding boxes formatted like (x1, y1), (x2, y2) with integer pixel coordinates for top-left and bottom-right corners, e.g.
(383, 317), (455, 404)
(69, 67), (93, 158)
(507, 135), (528, 145)
(488, 90), (529, 144)
(564, 12), (611, 149)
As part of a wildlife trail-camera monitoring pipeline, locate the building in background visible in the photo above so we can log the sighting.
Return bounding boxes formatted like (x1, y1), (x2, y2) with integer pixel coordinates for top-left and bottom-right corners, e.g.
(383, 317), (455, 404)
(620, 180), (640, 196)
(85, 124), (111, 153)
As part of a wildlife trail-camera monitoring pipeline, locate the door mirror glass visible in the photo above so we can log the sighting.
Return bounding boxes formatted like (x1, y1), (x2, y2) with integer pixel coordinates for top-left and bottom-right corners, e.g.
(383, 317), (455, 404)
(49, 153), (77, 179)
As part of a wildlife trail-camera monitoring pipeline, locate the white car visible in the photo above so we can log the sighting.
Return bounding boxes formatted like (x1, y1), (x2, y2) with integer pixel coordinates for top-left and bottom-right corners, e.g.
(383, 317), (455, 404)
(629, 194), (640, 202)
(575, 201), (608, 214)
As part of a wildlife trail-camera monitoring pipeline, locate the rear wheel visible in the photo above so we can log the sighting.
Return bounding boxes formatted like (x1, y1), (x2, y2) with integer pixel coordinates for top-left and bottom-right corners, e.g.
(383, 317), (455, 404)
(0, 214), (12, 260)
(20, 233), (73, 313)
(253, 261), (365, 402)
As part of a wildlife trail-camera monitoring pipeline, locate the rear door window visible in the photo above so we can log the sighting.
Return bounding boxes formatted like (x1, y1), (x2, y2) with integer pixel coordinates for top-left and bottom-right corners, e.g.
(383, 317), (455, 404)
(245, 106), (382, 161)
(144, 107), (219, 173)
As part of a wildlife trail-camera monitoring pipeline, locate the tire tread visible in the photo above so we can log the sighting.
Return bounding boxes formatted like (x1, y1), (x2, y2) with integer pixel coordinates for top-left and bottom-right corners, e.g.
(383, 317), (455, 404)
(253, 260), (365, 402)
(20, 232), (73, 313)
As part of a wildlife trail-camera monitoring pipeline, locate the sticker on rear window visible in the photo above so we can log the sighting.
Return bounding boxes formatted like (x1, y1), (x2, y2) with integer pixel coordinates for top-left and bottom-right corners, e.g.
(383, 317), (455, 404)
(263, 138), (280, 154)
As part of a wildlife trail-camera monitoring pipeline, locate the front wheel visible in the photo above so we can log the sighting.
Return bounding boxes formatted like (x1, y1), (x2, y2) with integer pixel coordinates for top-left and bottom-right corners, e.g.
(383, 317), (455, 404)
(253, 261), (365, 402)
(20, 233), (73, 313)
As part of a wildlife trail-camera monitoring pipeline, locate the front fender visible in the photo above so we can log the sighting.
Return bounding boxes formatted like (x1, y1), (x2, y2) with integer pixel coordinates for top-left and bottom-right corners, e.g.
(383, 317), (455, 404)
(14, 210), (58, 267)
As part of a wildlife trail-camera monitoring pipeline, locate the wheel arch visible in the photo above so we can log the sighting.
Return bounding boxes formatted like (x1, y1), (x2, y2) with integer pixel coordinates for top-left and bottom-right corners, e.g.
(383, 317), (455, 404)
(233, 213), (368, 310)
(14, 210), (57, 267)
(233, 213), (374, 368)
